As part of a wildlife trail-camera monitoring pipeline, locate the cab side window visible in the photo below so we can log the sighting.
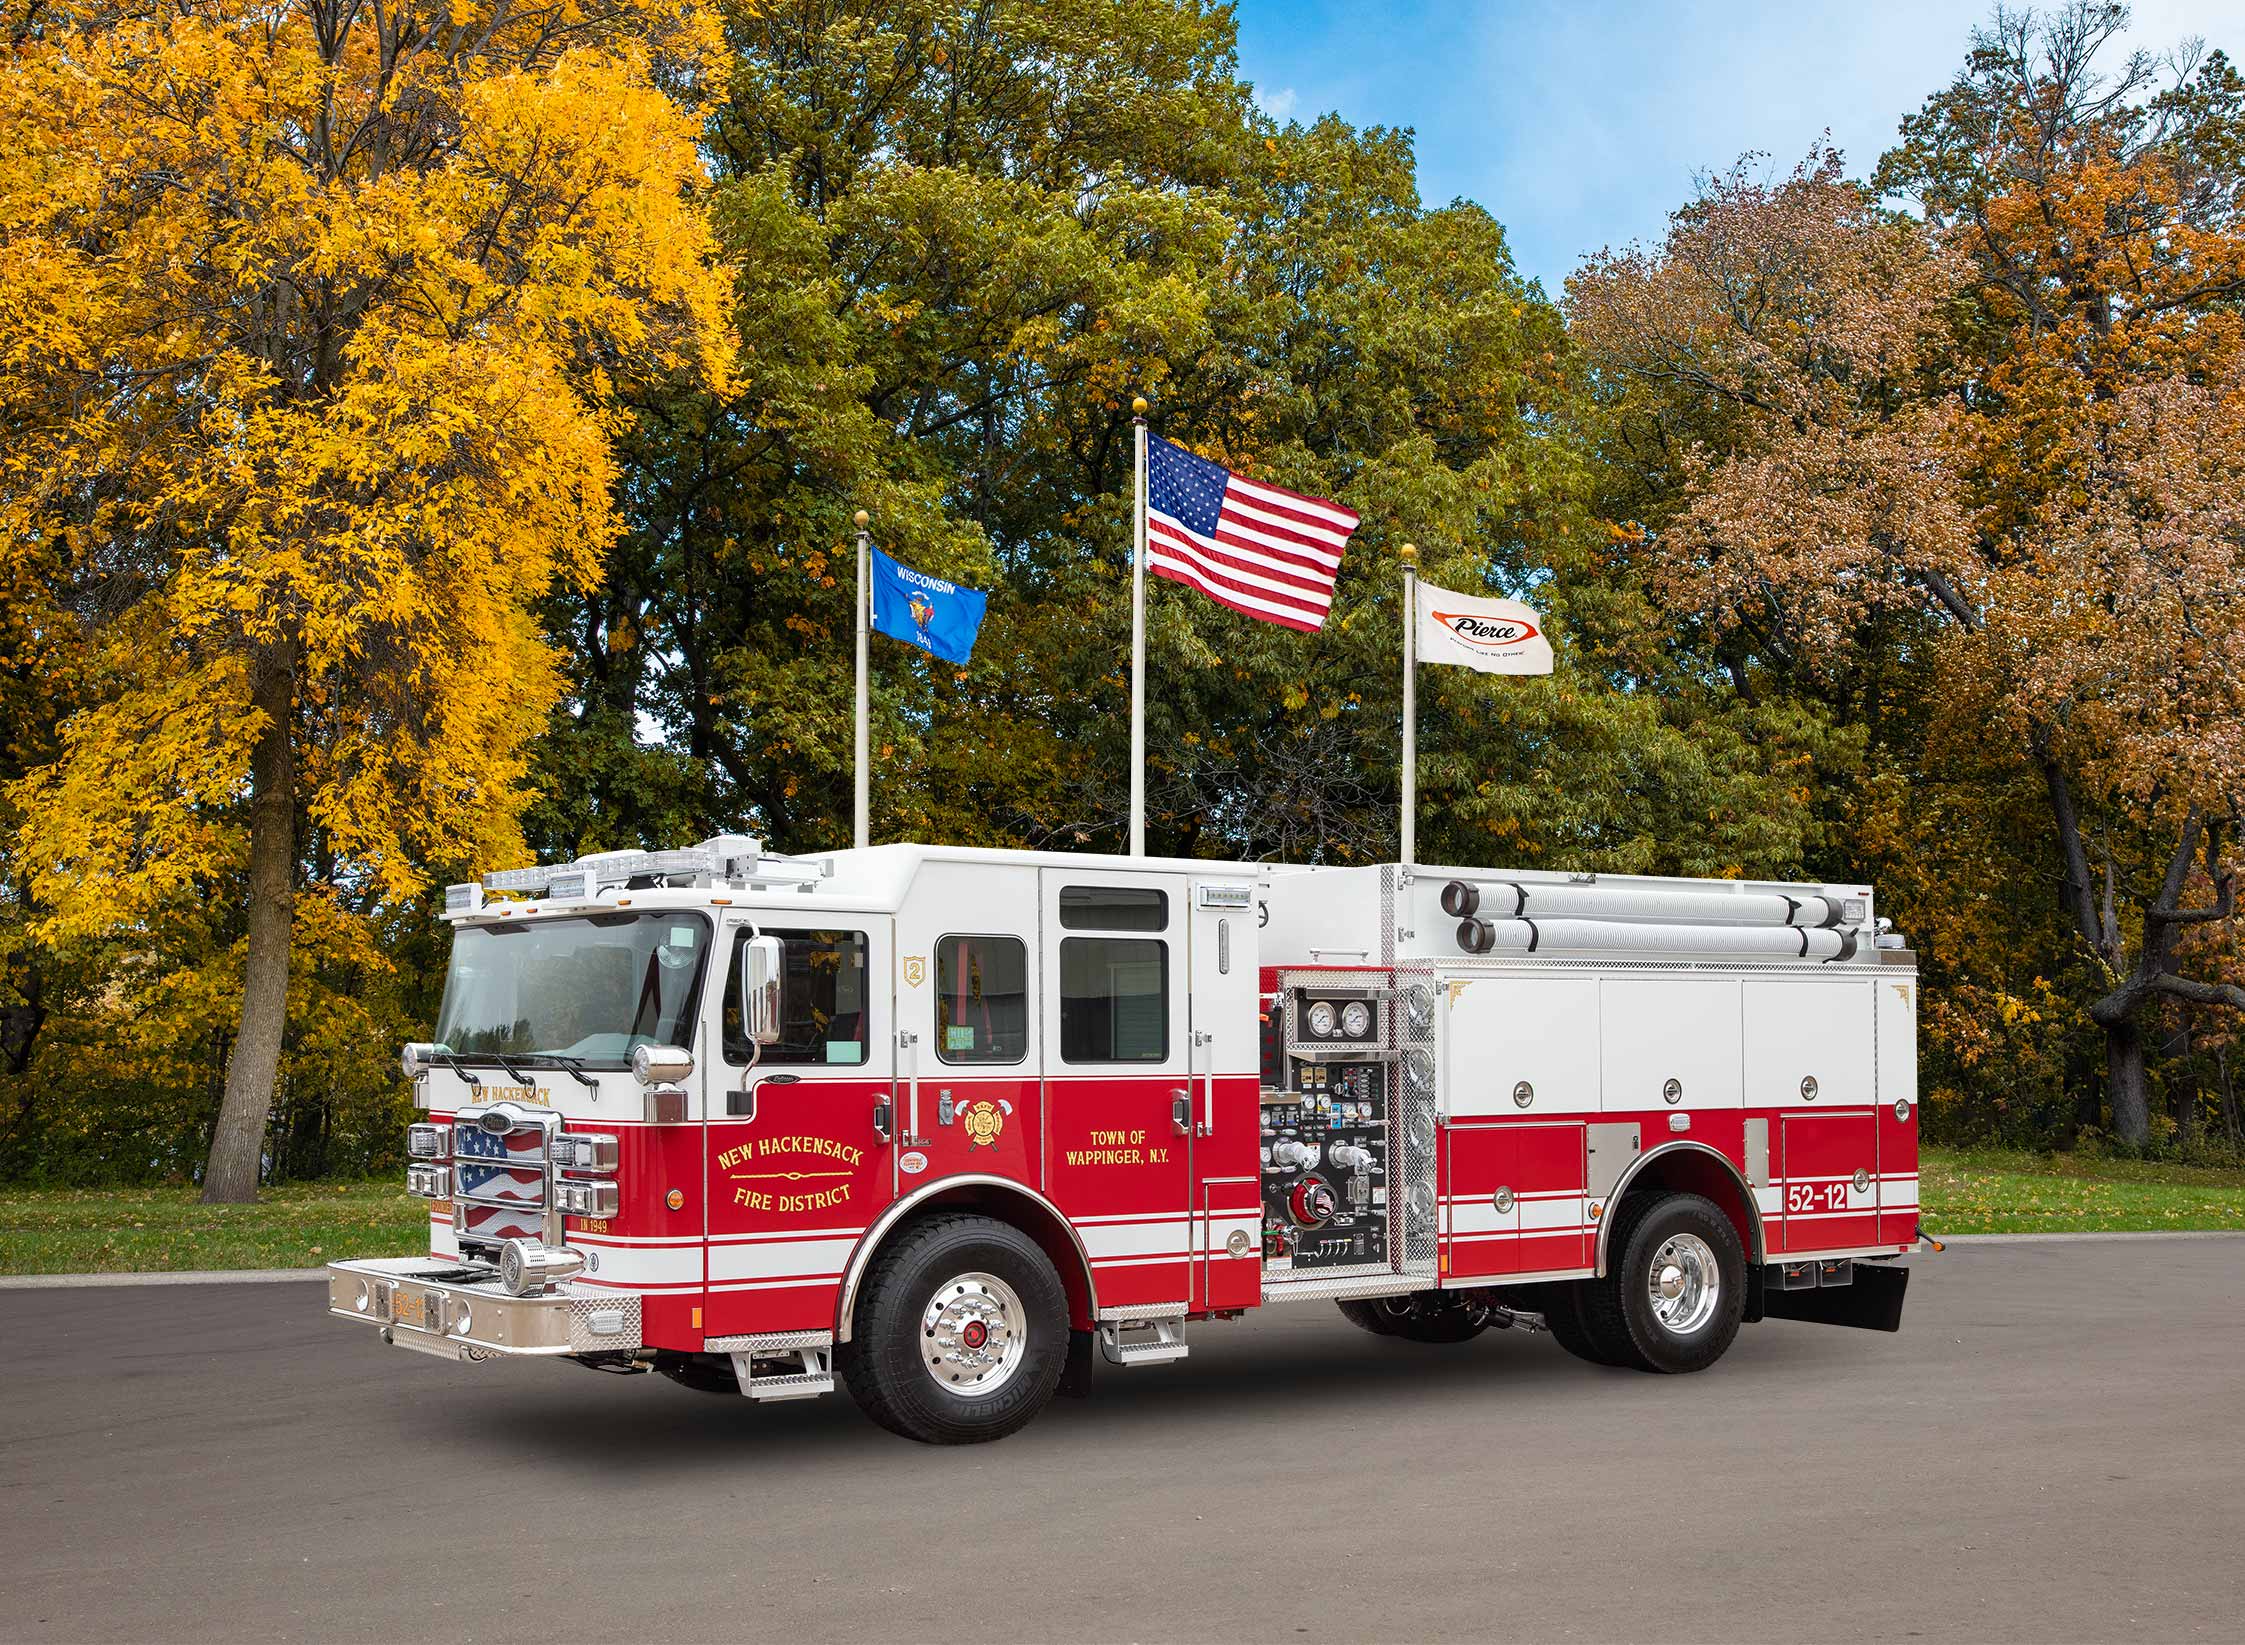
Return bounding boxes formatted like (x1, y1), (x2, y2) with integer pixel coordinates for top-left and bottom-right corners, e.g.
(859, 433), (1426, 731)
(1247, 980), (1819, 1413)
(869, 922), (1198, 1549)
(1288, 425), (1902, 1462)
(937, 935), (1029, 1064)
(1056, 884), (1168, 1063)
(723, 929), (868, 1066)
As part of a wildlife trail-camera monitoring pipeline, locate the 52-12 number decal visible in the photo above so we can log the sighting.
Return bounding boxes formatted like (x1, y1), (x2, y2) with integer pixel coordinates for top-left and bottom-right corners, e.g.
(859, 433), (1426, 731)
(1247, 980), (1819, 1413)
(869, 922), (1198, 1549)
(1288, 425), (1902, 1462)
(1786, 1182), (1856, 1213)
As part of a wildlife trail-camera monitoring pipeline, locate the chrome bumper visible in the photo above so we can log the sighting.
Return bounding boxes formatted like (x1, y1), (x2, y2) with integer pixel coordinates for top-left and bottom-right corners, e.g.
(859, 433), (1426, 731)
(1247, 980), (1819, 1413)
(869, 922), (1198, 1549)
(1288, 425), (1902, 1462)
(326, 1256), (642, 1361)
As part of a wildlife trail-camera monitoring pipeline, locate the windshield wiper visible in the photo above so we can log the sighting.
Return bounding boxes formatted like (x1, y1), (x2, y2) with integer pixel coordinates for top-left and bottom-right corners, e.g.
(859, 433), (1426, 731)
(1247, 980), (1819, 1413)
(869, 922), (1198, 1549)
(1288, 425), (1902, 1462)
(508, 1053), (600, 1091)
(439, 1051), (602, 1092)
(421, 1051), (483, 1094)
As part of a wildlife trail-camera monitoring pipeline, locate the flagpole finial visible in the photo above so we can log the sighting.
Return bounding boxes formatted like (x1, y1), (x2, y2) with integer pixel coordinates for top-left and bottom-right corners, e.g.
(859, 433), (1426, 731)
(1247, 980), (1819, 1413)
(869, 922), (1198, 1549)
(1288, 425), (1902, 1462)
(1400, 541), (1417, 564)
(853, 509), (869, 529)
(1132, 396), (1148, 417)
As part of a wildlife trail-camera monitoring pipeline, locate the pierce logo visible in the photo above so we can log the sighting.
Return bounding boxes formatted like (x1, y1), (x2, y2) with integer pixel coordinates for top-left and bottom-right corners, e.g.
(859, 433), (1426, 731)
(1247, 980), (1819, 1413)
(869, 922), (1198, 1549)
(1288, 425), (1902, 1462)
(1433, 610), (1540, 649)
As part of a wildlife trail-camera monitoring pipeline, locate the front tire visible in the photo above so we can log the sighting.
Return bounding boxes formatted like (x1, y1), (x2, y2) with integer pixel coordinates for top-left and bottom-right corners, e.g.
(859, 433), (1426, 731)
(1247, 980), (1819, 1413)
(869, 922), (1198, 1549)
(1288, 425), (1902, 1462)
(839, 1213), (1068, 1444)
(1580, 1191), (1746, 1374)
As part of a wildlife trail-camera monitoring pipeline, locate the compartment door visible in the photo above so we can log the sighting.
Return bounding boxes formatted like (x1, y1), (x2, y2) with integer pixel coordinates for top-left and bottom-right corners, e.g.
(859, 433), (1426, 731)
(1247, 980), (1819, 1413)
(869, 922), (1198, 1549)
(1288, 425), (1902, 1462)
(1778, 1111), (1878, 1253)
(1877, 975), (1920, 1243)
(1745, 978), (1875, 1109)
(1440, 1121), (1589, 1280)
(1600, 978), (1743, 1112)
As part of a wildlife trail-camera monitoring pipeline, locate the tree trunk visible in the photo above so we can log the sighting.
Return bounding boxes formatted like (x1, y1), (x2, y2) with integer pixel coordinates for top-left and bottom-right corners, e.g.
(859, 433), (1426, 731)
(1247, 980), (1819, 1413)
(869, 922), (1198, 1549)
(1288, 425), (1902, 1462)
(200, 655), (297, 1204)
(2105, 1017), (2149, 1147)
(2219, 1047), (2241, 1151)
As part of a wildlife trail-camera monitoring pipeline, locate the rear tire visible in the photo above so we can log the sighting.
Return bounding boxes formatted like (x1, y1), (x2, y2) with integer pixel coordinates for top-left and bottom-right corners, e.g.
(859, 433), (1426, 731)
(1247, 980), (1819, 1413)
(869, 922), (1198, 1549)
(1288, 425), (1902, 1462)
(839, 1213), (1068, 1444)
(1582, 1191), (1746, 1374)
(1336, 1298), (1401, 1337)
(1541, 1281), (1638, 1368)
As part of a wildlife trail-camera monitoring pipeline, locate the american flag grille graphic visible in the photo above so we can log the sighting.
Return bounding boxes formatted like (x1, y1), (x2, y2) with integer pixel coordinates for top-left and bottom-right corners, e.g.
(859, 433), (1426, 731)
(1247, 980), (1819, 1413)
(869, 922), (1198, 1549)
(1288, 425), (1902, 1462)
(1145, 434), (1359, 631)
(452, 1122), (546, 1206)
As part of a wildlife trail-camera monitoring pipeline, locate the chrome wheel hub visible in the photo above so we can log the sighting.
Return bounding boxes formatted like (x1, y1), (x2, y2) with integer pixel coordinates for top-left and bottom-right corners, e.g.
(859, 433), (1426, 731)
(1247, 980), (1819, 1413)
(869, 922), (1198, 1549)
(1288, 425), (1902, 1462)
(921, 1271), (1027, 1396)
(1646, 1232), (1720, 1335)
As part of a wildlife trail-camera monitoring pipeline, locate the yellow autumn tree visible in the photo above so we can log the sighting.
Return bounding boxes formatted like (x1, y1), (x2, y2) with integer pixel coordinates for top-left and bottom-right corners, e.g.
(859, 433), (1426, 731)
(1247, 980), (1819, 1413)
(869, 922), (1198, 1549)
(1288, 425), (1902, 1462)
(0, 0), (733, 1199)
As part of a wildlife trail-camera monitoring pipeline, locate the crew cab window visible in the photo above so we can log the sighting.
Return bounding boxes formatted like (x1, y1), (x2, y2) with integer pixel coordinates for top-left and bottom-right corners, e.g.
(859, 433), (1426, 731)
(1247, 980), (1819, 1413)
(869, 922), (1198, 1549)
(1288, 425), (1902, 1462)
(937, 935), (1029, 1064)
(1058, 885), (1166, 931)
(723, 928), (868, 1066)
(1059, 937), (1167, 1063)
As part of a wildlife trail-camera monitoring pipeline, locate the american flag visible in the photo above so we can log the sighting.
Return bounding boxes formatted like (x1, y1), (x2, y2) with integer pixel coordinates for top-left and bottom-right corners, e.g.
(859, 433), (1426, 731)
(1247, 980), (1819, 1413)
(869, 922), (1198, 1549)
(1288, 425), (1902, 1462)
(1145, 434), (1359, 632)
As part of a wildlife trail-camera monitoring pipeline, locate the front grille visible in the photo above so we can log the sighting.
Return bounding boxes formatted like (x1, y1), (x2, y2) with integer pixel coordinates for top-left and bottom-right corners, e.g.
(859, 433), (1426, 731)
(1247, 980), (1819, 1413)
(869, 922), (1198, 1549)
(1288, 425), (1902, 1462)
(452, 1115), (553, 1252)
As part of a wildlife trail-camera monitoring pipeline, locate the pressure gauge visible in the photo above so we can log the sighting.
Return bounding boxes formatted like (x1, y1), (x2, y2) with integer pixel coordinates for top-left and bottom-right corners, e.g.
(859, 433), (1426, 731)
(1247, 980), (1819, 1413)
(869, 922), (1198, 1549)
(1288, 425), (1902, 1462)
(1306, 1000), (1337, 1037)
(1341, 1001), (1372, 1038)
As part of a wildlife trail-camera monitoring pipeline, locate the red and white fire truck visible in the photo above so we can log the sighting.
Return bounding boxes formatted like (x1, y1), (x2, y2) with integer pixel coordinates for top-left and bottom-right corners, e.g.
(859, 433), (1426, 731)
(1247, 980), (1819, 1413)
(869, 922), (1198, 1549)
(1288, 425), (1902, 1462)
(327, 837), (1921, 1443)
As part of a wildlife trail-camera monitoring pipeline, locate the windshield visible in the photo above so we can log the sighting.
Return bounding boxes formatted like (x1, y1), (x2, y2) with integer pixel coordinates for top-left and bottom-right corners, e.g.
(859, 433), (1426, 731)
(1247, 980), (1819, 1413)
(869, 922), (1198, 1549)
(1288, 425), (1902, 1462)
(433, 912), (711, 1068)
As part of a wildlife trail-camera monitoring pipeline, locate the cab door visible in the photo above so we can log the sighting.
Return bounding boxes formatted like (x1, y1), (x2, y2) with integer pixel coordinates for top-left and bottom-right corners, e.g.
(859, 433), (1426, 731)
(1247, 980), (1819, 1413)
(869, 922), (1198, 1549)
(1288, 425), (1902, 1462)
(1187, 874), (1262, 1311)
(701, 918), (895, 1338)
(1039, 869), (1194, 1316)
(890, 861), (1041, 1191)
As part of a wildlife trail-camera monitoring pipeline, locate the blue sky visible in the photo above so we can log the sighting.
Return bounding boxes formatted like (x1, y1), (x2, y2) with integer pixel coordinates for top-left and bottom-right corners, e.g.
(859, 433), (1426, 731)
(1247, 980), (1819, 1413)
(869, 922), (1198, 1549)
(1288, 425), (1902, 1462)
(1233, 0), (2237, 294)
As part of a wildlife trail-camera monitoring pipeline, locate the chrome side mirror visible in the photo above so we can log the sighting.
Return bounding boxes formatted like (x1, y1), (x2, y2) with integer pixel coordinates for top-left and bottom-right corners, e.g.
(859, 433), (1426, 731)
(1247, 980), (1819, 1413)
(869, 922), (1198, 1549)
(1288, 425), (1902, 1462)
(739, 934), (783, 1047)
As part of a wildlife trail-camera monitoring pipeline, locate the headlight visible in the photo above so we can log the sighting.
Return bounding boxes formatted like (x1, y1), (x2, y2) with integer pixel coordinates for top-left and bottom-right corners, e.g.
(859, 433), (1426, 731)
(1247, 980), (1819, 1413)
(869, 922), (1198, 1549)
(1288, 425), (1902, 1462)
(405, 1163), (451, 1199)
(549, 1132), (619, 1173)
(1341, 1001), (1372, 1038)
(406, 1123), (451, 1159)
(553, 1179), (620, 1219)
(631, 1043), (693, 1085)
(1306, 1000), (1337, 1037)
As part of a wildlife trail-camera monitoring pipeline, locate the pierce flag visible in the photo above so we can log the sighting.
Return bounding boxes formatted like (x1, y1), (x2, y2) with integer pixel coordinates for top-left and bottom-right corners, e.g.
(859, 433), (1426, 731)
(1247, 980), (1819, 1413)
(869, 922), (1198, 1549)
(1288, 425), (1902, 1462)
(1414, 580), (1553, 675)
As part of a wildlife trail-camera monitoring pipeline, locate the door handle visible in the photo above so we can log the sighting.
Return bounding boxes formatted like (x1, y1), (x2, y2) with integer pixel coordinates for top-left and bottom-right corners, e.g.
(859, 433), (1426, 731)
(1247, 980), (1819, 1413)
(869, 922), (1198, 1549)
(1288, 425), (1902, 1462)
(1194, 1029), (1214, 1137)
(872, 1096), (893, 1143)
(899, 1030), (923, 1145)
(1171, 1090), (1191, 1136)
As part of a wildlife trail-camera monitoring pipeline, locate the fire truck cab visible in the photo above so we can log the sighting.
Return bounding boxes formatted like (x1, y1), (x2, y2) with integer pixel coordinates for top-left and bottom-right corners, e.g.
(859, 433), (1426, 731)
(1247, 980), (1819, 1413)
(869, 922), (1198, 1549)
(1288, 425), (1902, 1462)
(328, 837), (1920, 1443)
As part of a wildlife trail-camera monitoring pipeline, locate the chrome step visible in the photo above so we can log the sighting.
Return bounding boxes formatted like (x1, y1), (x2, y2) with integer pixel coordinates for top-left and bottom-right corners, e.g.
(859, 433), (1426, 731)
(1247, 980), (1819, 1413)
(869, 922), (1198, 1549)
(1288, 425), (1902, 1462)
(743, 1369), (834, 1402)
(1098, 1317), (1188, 1367)
(726, 1343), (835, 1401)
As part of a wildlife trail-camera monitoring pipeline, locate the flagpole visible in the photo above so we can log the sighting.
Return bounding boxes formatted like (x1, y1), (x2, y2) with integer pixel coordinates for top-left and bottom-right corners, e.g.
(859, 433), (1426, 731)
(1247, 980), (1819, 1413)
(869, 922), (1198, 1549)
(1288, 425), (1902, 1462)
(1130, 395), (1148, 857)
(854, 509), (870, 851)
(1400, 541), (1417, 865)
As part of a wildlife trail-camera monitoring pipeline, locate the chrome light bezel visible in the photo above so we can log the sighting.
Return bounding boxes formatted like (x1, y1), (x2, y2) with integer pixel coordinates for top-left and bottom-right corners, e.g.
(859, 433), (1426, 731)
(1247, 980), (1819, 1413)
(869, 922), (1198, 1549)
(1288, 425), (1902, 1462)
(549, 1131), (620, 1174)
(553, 1179), (621, 1219)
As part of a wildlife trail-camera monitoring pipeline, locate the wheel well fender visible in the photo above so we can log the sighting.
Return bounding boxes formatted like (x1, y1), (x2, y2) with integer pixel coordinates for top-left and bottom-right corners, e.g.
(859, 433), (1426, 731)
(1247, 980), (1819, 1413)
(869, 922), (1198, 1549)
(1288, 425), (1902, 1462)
(834, 1176), (1097, 1342)
(1595, 1141), (1765, 1276)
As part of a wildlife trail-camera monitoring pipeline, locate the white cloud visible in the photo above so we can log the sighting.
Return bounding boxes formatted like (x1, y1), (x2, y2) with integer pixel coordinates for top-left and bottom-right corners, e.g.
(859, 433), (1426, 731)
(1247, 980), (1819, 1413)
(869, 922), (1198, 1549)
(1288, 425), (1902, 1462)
(1261, 84), (1299, 122)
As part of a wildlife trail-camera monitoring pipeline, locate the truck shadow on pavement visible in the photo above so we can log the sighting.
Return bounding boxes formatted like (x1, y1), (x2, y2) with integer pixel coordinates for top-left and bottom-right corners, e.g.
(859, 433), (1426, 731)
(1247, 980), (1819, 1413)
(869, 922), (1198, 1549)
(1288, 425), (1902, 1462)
(437, 1319), (1866, 1476)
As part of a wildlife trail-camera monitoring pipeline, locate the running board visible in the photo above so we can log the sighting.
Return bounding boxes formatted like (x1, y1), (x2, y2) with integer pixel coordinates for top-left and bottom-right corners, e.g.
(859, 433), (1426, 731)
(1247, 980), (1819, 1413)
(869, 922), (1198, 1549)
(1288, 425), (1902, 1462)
(1098, 1318), (1189, 1367)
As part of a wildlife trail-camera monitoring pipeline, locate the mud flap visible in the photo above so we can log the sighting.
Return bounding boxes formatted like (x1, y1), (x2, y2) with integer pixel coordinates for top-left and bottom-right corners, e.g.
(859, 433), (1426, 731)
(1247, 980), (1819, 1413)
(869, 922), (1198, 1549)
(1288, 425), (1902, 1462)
(1057, 1326), (1097, 1398)
(1759, 1260), (1909, 1332)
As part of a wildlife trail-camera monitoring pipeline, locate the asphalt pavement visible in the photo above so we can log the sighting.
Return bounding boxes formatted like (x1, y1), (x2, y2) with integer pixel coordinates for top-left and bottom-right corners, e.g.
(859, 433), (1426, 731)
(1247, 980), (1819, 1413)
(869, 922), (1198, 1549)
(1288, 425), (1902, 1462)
(3, 1237), (2241, 1643)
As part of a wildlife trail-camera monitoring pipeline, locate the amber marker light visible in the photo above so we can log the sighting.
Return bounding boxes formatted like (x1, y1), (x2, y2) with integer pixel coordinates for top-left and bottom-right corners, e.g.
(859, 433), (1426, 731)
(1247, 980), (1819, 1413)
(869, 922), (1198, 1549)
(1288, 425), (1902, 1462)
(666, 1189), (685, 1211)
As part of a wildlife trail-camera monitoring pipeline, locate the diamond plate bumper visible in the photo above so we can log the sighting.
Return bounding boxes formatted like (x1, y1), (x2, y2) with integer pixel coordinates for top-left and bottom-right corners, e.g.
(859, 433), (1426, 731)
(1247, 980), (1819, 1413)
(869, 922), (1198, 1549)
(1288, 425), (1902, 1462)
(326, 1256), (641, 1360)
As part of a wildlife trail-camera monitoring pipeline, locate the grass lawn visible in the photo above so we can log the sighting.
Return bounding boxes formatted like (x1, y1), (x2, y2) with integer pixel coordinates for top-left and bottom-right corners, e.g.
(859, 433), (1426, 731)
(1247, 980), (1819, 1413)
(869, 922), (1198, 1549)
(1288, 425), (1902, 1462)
(1, 1147), (2241, 1275)
(0, 1180), (429, 1276)
(1919, 1145), (2245, 1234)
